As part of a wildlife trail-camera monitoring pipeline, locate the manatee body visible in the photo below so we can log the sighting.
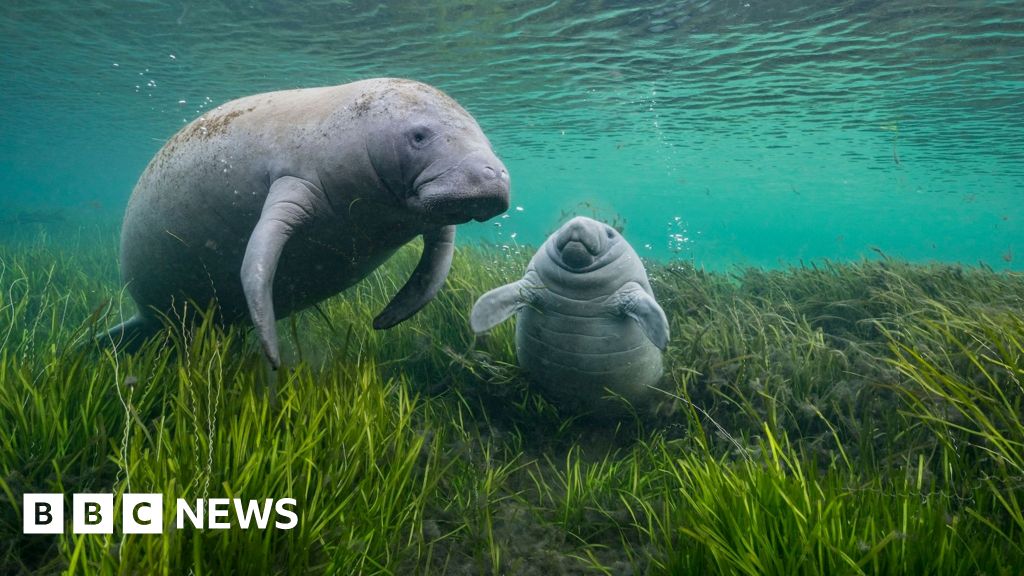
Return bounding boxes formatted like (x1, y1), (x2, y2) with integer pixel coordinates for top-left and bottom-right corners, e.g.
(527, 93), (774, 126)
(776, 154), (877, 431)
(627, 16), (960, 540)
(106, 78), (510, 367)
(471, 217), (670, 412)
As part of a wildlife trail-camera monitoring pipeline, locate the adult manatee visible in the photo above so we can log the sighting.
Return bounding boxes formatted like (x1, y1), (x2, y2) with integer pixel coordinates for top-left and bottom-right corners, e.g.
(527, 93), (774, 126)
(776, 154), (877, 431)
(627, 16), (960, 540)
(470, 216), (669, 413)
(104, 78), (510, 368)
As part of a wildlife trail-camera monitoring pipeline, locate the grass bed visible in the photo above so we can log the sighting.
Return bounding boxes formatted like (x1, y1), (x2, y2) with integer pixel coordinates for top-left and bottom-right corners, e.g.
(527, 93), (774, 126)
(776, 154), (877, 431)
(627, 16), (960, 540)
(1, 226), (1023, 574)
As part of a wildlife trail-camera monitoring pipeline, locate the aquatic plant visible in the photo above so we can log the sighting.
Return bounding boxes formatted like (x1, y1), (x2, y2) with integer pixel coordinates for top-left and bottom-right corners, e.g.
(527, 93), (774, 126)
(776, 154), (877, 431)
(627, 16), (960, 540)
(1, 226), (1023, 574)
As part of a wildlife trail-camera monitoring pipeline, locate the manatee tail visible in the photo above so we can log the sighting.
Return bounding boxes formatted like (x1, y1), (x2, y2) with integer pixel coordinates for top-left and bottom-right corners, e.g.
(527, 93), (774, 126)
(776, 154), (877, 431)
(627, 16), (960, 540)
(96, 314), (160, 352)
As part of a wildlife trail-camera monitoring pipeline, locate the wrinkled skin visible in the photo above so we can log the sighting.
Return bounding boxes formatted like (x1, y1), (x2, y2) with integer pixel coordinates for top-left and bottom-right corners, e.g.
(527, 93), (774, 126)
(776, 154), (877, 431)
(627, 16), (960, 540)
(105, 78), (510, 368)
(471, 217), (669, 414)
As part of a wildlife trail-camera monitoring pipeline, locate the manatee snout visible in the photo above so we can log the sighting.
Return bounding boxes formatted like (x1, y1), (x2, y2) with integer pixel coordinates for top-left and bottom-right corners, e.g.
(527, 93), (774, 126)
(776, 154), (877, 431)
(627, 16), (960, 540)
(556, 217), (604, 269)
(414, 151), (510, 223)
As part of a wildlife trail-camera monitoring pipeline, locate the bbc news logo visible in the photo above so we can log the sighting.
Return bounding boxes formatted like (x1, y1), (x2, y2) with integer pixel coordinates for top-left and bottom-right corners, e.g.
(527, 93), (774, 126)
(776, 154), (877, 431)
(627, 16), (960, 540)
(23, 494), (298, 534)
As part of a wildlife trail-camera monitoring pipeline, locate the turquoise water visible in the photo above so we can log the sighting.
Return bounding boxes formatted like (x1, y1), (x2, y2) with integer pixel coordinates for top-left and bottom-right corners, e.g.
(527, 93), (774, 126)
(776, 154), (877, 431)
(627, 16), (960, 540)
(1, 0), (1021, 269)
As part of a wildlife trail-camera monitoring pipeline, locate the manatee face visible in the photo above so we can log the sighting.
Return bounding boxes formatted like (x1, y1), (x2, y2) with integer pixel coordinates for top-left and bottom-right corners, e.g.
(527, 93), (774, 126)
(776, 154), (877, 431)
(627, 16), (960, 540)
(545, 216), (627, 272)
(364, 81), (510, 225)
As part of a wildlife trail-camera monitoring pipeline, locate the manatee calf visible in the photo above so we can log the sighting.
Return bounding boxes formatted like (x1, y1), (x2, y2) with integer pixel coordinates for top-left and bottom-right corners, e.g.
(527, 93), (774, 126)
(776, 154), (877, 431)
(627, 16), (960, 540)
(470, 216), (669, 412)
(104, 78), (510, 368)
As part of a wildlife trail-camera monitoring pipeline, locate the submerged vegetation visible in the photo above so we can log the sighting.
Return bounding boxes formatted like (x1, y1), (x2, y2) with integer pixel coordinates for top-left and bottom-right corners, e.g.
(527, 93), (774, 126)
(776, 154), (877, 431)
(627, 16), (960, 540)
(1, 226), (1023, 575)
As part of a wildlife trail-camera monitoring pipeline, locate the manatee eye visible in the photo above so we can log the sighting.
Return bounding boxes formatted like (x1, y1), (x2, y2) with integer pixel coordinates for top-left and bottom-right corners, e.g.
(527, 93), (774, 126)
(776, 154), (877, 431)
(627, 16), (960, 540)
(409, 126), (435, 148)
(605, 227), (615, 239)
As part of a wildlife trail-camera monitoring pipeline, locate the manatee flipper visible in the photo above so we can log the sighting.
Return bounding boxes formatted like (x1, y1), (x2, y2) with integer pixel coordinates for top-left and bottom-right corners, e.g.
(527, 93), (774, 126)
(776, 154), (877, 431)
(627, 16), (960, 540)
(97, 313), (159, 352)
(373, 225), (456, 329)
(470, 275), (538, 333)
(613, 282), (670, 351)
(241, 176), (333, 369)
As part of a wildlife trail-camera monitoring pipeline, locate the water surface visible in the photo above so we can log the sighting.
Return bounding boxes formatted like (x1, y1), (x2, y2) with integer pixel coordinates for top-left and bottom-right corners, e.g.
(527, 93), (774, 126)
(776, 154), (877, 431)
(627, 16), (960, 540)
(1, 0), (1021, 268)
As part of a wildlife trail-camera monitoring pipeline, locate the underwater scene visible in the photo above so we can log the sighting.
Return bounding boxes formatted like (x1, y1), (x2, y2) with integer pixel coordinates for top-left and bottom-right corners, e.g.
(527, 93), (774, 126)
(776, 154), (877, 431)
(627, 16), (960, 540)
(1, 0), (1023, 574)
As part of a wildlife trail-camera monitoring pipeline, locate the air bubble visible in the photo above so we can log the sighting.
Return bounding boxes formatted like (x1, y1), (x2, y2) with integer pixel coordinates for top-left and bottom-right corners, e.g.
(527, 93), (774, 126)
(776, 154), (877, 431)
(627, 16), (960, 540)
(667, 216), (694, 255)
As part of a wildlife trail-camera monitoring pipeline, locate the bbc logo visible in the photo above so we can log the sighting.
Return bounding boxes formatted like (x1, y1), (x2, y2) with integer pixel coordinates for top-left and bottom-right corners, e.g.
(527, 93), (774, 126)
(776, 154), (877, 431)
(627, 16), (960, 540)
(24, 493), (162, 534)
(23, 493), (298, 533)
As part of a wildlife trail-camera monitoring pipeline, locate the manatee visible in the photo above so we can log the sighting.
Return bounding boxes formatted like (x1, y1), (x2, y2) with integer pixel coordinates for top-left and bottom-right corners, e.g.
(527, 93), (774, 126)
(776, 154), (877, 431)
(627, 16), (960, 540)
(103, 78), (510, 368)
(470, 216), (670, 412)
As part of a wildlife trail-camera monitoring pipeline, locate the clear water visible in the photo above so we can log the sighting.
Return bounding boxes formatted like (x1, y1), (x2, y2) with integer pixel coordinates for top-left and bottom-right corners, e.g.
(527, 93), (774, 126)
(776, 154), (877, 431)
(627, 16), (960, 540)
(1, 0), (1021, 269)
